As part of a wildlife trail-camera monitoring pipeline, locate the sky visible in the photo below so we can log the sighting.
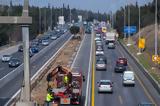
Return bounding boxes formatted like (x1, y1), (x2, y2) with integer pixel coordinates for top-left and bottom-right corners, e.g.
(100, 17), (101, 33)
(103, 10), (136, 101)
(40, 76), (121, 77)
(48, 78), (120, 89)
(0, 0), (153, 13)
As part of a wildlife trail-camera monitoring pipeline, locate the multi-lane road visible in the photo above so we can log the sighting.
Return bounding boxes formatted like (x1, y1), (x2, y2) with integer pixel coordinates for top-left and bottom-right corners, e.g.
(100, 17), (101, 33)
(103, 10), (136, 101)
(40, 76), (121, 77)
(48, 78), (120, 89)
(91, 31), (160, 106)
(0, 32), (71, 105)
(0, 29), (159, 106)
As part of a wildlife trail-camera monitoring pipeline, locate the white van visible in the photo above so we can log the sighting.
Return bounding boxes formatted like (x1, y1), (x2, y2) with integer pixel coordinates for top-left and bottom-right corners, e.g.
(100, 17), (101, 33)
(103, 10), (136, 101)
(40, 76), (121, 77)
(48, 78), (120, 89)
(122, 71), (135, 86)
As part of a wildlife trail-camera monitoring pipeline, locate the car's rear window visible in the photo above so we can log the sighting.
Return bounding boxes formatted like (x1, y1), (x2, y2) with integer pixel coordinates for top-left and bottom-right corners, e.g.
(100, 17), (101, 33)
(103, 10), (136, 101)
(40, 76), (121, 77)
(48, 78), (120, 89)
(100, 81), (110, 85)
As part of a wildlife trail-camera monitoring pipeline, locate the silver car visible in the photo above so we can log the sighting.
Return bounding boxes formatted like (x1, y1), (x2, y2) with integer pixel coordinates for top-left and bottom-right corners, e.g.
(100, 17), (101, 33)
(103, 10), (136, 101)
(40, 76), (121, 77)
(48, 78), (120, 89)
(96, 59), (106, 70)
(98, 80), (113, 93)
(123, 71), (135, 86)
(1, 55), (12, 62)
(42, 40), (49, 46)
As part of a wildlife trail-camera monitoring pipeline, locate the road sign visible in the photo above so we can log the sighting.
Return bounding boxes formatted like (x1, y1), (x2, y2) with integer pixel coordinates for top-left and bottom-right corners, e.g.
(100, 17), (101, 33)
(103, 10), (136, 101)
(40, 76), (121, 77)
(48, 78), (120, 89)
(58, 16), (65, 25)
(152, 55), (159, 62)
(102, 27), (107, 33)
(124, 26), (137, 34)
(138, 38), (145, 49)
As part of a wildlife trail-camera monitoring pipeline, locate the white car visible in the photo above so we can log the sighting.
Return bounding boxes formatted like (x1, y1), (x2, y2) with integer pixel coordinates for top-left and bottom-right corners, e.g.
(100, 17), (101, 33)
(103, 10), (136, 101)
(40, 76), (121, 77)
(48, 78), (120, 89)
(122, 71), (135, 86)
(96, 59), (106, 70)
(42, 40), (49, 46)
(98, 80), (113, 93)
(95, 37), (101, 41)
(108, 42), (115, 49)
(96, 50), (104, 55)
(1, 55), (12, 62)
(51, 36), (57, 40)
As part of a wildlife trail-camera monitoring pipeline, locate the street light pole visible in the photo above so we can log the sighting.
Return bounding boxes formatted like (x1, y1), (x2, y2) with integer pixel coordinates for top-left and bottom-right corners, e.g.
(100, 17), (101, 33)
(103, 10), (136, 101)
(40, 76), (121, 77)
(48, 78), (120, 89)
(124, 4), (126, 38)
(137, 1), (142, 55)
(155, 0), (158, 55)
(127, 0), (132, 46)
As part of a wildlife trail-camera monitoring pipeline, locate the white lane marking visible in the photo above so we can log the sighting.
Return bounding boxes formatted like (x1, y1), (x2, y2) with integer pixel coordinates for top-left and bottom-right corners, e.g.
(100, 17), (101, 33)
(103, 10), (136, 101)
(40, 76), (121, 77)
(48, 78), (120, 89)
(71, 34), (86, 69)
(4, 35), (73, 106)
(85, 33), (93, 106)
(118, 95), (123, 104)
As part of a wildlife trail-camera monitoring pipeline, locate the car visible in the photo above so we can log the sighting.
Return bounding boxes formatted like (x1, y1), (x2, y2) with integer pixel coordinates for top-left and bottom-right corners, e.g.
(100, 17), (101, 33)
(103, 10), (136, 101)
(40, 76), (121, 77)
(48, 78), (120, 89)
(96, 40), (103, 46)
(114, 64), (126, 73)
(96, 54), (107, 63)
(116, 57), (127, 66)
(96, 58), (107, 70)
(108, 42), (115, 49)
(122, 71), (135, 86)
(8, 58), (21, 67)
(98, 80), (113, 93)
(1, 55), (12, 62)
(30, 46), (39, 53)
(138, 102), (155, 106)
(51, 35), (57, 40)
(94, 37), (101, 41)
(96, 33), (101, 38)
(18, 45), (23, 52)
(96, 46), (104, 55)
(42, 39), (49, 46)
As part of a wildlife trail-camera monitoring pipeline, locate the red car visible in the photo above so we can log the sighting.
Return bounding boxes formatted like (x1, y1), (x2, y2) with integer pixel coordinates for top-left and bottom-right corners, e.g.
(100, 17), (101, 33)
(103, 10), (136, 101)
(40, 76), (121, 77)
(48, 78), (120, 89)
(116, 57), (127, 66)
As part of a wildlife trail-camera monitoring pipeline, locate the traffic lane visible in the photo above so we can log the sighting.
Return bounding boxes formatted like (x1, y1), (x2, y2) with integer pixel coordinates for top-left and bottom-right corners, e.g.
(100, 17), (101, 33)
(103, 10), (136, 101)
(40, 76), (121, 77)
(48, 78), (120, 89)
(116, 43), (160, 105)
(0, 33), (68, 79)
(0, 34), (71, 106)
(30, 34), (71, 76)
(94, 42), (152, 106)
(70, 34), (92, 106)
(0, 52), (23, 78)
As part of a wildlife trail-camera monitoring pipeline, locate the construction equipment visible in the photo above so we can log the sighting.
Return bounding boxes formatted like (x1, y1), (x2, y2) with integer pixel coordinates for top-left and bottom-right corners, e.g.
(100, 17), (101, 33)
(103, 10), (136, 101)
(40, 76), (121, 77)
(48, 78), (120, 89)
(46, 65), (85, 105)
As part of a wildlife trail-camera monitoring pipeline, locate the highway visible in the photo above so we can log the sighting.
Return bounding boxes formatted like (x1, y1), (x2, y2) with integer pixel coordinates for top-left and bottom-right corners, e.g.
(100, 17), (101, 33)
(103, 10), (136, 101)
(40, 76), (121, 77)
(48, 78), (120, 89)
(0, 32), (71, 105)
(0, 32), (62, 78)
(92, 32), (160, 106)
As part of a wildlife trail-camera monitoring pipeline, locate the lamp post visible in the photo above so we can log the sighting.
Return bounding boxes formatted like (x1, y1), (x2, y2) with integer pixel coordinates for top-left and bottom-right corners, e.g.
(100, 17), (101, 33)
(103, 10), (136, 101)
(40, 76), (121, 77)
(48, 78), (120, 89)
(127, 0), (132, 46)
(137, 0), (142, 55)
(155, 0), (158, 56)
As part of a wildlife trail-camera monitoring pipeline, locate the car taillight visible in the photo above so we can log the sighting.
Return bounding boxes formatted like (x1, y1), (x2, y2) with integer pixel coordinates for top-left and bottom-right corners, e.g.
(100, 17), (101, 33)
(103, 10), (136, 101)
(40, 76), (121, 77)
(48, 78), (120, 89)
(110, 85), (112, 87)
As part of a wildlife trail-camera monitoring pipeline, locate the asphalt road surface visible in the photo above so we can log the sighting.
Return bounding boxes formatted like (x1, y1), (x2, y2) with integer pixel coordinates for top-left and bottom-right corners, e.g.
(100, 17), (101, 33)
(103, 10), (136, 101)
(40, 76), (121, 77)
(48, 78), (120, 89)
(93, 37), (160, 106)
(0, 32), (71, 105)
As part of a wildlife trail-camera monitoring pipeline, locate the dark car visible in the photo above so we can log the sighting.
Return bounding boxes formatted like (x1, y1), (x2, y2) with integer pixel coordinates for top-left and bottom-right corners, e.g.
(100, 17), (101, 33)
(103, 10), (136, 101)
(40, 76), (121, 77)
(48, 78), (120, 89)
(18, 45), (23, 52)
(114, 64), (126, 73)
(116, 57), (127, 66)
(8, 58), (21, 67)
(30, 46), (39, 53)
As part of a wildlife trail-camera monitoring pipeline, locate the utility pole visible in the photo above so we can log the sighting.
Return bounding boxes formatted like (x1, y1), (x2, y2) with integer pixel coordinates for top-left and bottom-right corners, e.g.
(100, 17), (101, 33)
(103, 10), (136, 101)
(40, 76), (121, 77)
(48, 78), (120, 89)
(39, 7), (41, 34)
(51, 6), (53, 30)
(127, 0), (132, 46)
(124, 5), (126, 39)
(44, 7), (47, 32)
(137, 1), (142, 55)
(155, 0), (158, 55)
(70, 8), (72, 23)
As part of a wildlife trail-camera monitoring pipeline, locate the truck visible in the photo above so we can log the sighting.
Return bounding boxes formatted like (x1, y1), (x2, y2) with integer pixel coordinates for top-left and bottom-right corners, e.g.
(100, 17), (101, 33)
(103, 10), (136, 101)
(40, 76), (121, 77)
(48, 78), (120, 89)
(105, 32), (116, 44)
(46, 65), (85, 105)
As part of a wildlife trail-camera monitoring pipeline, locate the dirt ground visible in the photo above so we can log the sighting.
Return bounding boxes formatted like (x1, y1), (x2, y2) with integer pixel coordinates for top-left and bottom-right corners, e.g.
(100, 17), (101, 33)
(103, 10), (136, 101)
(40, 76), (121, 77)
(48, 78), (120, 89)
(31, 38), (82, 105)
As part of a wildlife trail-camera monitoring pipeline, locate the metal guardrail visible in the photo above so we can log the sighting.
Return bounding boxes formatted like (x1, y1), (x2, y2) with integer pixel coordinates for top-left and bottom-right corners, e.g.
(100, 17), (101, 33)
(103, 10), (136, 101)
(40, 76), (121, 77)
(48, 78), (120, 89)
(119, 41), (160, 94)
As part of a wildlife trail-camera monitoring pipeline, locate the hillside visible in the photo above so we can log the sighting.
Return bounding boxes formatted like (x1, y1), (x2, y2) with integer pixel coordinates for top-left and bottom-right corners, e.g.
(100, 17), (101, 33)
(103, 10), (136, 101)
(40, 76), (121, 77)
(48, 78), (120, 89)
(132, 24), (160, 55)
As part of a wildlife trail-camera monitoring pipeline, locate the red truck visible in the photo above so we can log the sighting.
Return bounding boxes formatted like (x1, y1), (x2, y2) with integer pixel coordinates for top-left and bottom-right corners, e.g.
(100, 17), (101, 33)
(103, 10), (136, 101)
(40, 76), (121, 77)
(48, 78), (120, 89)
(46, 65), (85, 105)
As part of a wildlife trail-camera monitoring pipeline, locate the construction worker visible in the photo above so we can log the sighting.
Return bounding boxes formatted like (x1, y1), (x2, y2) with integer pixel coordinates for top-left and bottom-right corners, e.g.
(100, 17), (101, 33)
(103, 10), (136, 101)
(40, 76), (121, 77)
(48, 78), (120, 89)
(67, 72), (72, 84)
(46, 91), (54, 106)
(64, 75), (69, 86)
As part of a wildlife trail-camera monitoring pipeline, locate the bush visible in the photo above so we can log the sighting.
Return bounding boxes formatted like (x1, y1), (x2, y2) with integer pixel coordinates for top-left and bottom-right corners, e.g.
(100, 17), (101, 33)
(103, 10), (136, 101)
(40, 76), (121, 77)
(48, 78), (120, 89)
(70, 26), (80, 35)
